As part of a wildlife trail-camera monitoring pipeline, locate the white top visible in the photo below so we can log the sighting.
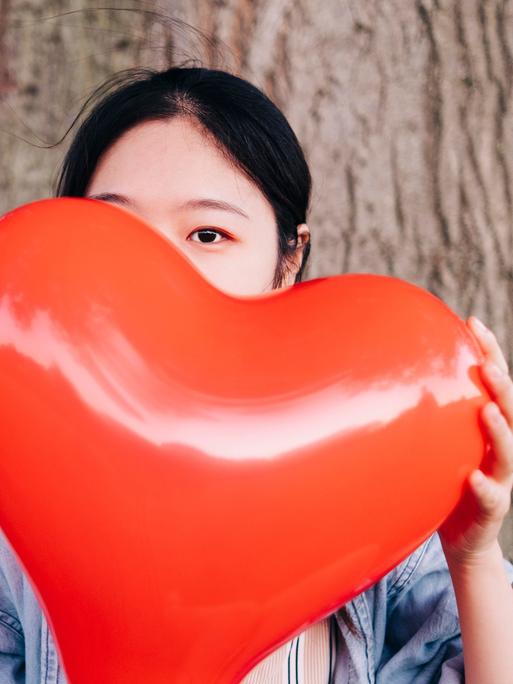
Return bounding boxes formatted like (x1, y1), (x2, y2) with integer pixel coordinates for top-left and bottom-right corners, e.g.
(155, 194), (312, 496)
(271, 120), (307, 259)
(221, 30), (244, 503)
(242, 615), (338, 683)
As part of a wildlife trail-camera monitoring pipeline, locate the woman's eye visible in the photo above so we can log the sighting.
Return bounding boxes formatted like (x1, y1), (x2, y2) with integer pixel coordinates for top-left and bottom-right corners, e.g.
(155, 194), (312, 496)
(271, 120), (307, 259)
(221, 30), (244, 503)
(188, 228), (230, 244)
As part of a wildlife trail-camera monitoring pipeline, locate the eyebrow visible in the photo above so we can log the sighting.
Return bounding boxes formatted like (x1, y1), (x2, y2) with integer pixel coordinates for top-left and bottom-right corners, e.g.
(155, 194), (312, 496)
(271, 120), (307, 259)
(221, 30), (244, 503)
(86, 192), (250, 220)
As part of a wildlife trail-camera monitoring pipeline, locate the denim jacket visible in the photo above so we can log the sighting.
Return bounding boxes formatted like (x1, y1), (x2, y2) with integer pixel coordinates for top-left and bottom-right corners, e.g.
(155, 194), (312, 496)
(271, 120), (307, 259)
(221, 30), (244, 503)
(0, 528), (512, 684)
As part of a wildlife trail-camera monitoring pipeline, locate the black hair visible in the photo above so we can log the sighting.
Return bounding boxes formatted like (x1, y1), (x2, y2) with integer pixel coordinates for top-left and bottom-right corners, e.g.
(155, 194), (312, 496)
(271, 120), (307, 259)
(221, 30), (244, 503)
(53, 65), (312, 288)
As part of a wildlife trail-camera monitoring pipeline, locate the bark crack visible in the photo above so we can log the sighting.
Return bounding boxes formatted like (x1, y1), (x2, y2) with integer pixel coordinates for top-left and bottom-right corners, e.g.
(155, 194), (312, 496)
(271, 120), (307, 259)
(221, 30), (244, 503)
(416, 0), (451, 249)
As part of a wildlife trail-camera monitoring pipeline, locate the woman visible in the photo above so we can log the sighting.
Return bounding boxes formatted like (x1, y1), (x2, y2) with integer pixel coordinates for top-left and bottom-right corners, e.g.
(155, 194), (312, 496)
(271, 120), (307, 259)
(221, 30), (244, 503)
(1, 65), (513, 684)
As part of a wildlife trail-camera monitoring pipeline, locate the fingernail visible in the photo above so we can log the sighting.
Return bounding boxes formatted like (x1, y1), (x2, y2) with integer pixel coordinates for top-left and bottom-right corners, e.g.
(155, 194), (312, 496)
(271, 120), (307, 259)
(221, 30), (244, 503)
(486, 401), (501, 420)
(472, 470), (486, 486)
(472, 316), (488, 333)
(486, 363), (503, 380)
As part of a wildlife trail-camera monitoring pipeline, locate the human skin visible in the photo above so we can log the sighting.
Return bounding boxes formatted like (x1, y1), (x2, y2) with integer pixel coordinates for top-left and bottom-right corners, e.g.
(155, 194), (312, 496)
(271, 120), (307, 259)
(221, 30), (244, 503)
(441, 317), (513, 684)
(85, 118), (310, 296)
(85, 117), (513, 682)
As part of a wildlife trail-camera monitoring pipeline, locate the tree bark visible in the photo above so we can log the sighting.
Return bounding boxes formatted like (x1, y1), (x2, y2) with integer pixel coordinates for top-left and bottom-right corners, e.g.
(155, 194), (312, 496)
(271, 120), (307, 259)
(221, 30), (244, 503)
(1, 0), (512, 555)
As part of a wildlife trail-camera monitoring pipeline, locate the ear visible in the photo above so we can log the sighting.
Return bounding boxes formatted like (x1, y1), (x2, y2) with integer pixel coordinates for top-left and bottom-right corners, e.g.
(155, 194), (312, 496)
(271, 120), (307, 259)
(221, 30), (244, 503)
(281, 224), (310, 288)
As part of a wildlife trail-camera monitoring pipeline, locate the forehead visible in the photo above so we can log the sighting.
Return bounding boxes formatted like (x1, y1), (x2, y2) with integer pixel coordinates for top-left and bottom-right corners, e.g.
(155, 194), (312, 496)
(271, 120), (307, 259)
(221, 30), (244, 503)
(87, 118), (262, 210)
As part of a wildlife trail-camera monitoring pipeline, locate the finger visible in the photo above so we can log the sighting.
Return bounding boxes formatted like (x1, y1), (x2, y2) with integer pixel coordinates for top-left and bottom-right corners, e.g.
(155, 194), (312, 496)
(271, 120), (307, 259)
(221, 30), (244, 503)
(481, 362), (513, 428)
(469, 469), (512, 521)
(481, 401), (513, 482)
(468, 317), (509, 373)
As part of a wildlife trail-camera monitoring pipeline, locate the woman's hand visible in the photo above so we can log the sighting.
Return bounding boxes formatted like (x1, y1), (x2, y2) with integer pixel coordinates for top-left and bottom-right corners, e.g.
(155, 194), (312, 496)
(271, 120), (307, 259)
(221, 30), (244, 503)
(438, 316), (513, 567)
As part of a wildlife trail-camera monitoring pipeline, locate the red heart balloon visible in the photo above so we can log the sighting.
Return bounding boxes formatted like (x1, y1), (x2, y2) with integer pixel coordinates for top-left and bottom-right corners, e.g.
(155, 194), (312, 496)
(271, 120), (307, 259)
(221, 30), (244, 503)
(0, 198), (489, 683)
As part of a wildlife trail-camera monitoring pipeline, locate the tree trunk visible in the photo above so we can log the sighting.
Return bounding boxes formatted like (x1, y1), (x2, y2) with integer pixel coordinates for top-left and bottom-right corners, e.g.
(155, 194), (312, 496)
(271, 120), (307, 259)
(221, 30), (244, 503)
(1, 0), (512, 555)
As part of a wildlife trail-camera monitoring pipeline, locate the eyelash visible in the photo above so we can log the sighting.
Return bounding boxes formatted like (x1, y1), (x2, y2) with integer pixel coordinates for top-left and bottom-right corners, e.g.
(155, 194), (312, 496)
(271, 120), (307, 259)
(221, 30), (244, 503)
(188, 228), (231, 244)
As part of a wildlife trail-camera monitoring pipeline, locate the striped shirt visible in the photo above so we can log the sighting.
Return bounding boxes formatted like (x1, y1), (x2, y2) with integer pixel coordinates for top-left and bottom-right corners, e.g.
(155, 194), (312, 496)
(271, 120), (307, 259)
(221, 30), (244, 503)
(241, 615), (339, 684)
